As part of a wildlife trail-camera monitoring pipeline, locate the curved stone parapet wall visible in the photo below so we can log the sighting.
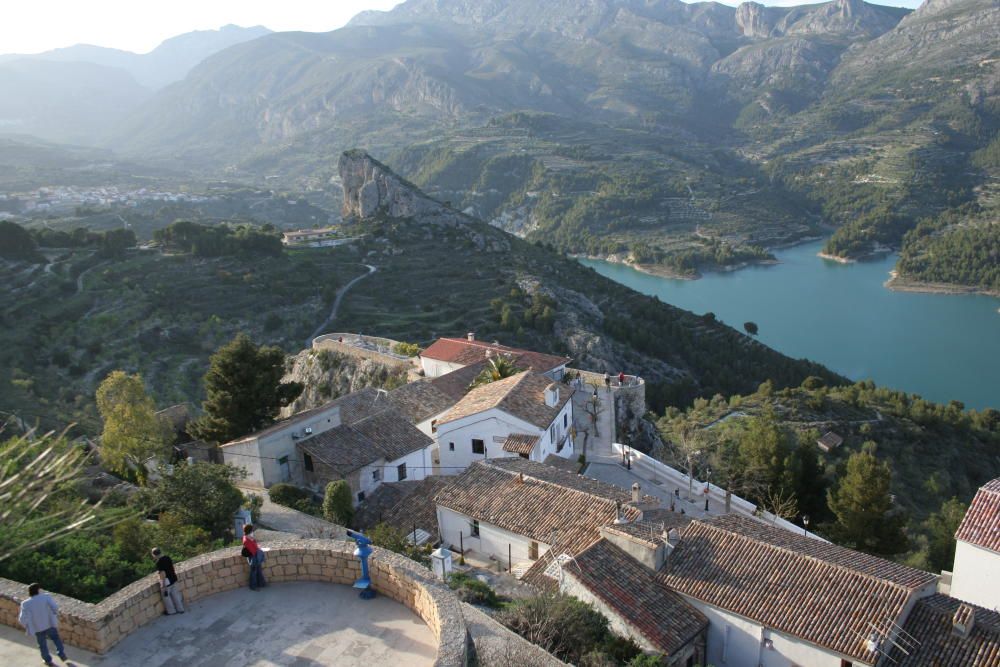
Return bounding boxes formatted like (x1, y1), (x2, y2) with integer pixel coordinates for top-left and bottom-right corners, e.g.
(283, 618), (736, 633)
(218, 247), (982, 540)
(0, 539), (468, 666)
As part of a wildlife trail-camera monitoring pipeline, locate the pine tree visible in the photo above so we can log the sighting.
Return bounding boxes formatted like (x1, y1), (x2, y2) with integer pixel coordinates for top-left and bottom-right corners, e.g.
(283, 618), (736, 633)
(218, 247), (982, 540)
(924, 497), (967, 572)
(190, 333), (303, 444)
(827, 447), (908, 555)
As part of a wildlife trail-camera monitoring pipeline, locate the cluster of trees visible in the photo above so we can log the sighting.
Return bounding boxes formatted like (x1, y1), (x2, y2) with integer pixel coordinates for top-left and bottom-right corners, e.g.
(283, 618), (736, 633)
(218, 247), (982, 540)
(0, 221), (136, 262)
(154, 220), (282, 257)
(663, 239), (772, 275)
(489, 285), (558, 334)
(657, 378), (1000, 567)
(822, 203), (910, 258)
(0, 428), (245, 602)
(897, 210), (1000, 290)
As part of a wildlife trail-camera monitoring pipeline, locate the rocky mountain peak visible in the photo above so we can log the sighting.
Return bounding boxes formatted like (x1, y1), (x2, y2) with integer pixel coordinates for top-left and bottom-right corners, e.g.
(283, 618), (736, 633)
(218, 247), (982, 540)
(338, 149), (469, 225)
(736, 2), (772, 38)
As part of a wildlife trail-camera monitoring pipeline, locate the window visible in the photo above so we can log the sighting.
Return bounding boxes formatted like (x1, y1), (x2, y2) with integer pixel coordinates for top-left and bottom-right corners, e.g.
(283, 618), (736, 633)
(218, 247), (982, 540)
(529, 541), (539, 560)
(372, 469), (381, 482)
(357, 491), (365, 503)
(278, 455), (290, 481)
(303, 453), (314, 472)
(397, 463), (407, 481)
(550, 425), (556, 442)
(449, 442), (455, 451)
(564, 413), (568, 428)
(470, 520), (480, 537)
(472, 439), (485, 455)
(840, 661), (853, 667)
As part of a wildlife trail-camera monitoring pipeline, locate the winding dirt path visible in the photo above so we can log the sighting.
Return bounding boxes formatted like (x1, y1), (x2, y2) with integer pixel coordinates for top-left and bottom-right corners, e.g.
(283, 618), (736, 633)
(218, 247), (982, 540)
(306, 264), (376, 347)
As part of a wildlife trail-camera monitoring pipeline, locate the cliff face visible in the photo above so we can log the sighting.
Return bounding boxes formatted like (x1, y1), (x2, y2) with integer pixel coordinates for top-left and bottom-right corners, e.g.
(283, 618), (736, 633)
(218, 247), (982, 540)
(339, 149), (470, 224)
(280, 347), (408, 416)
(339, 149), (511, 252)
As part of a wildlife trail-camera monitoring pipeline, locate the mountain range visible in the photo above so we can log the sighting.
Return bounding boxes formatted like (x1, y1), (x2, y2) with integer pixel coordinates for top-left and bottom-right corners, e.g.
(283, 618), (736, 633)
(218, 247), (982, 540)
(0, 25), (270, 144)
(2, 0), (997, 271)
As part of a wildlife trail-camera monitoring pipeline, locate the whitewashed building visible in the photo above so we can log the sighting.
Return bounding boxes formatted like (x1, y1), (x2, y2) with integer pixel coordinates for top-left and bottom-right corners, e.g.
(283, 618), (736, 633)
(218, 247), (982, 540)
(434, 458), (643, 575)
(298, 408), (434, 506)
(433, 371), (575, 473)
(418, 333), (570, 380)
(950, 477), (1000, 611)
(657, 515), (939, 667)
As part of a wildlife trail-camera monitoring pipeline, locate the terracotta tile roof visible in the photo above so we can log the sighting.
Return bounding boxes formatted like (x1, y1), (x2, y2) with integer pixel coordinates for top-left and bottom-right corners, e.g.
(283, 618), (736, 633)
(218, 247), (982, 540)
(955, 477), (1000, 554)
(890, 594), (1000, 666)
(542, 453), (582, 475)
(354, 476), (449, 541)
(437, 371), (572, 430)
(421, 337), (570, 373)
(567, 539), (708, 657)
(657, 514), (937, 663)
(485, 457), (653, 503)
(817, 431), (845, 451)
(435, 458), (640, 549)
(502, 433), (540, 455)
(388, 380), (457, 425)
(299, 408), (432, 477)
(428, 361), (487, 401)
(601, 512), (692, 548)
(221, 388), (383, 447)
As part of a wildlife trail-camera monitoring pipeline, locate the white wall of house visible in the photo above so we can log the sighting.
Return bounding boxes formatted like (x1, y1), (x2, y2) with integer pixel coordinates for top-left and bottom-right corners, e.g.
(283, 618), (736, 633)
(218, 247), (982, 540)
(437, 506), (549, 565)
(532, 397), (575, 462)
(352, 445), (433, 505)
(435, 400), (575, 473)
(683, 597), (874, 667)
(221, 405), (342, 488)
(561, 571), (658, 653)
(436, 411), (541, 473)
(420, 357), (463, 378)
(951, 540), (1000, 611)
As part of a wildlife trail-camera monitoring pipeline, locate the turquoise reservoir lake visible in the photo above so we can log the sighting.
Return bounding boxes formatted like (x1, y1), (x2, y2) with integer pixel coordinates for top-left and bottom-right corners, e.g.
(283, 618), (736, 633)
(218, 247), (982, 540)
(579, 240), (999, 410)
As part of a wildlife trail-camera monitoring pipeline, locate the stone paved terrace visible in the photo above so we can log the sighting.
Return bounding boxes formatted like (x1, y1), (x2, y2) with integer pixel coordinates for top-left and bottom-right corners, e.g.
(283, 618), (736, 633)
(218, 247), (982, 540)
(0, 581), (436, 666)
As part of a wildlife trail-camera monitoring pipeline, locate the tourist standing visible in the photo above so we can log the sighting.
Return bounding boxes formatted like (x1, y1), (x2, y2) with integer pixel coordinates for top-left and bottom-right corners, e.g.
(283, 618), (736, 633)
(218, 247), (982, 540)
(603, 372), (610, 390)
(18, 583), (67, 666)
(618, 371), (625, 386)
(152, 548), (185, 615)
(242, 524), (267, 590)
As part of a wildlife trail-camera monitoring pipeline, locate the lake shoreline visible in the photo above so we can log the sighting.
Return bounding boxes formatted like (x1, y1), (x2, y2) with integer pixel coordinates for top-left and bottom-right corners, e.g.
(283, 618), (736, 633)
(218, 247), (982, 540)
(885, 272), (1000, 299)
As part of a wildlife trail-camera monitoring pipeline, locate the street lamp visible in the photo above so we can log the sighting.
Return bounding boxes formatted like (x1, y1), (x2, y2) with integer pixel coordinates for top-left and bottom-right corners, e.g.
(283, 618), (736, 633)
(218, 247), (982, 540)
(802, 515), (810, 536)
(687, 450), (701, 501)
(704, 467), (712, 512)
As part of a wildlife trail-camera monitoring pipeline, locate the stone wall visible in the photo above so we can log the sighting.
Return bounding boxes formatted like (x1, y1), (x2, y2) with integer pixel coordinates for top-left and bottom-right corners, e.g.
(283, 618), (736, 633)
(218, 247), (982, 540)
(0, 539), (469, 666)
(312, 334), (416, 370)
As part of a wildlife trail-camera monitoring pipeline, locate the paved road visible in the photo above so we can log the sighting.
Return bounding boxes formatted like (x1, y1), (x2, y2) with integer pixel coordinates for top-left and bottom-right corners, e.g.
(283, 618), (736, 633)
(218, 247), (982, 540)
(307, 263), (376, 347)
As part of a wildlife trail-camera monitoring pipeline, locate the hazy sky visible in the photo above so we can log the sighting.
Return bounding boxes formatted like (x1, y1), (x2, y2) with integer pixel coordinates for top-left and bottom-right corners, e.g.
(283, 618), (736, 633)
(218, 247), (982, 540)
(4, 0), (925, 55)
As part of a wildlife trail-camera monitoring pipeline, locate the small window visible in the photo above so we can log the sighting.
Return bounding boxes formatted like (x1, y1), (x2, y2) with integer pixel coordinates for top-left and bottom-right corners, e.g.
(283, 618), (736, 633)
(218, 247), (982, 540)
(840, 661), (853, 667)
(357, 491), (365, 503)
(529, 541), (539, 560)
(372, 469), (381, 482)
(563, 413), (568, 428)
(303, 453), (314, 472)
(397, 463), (407, 481)
(449, 442), (455, 451)
(550, 425), (556, 442)
(471, 520), (480, 537)
(472, 439), (485, 455)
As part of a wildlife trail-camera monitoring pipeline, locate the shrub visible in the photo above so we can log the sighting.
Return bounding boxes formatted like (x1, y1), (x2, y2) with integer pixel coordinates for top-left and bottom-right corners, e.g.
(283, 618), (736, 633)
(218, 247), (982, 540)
(447, 571), (500, 608)
(268, 482), (312, 507)
(497, 594), (642, 665)
(322, 480), (354, 526)
(392, 342), (421, 357)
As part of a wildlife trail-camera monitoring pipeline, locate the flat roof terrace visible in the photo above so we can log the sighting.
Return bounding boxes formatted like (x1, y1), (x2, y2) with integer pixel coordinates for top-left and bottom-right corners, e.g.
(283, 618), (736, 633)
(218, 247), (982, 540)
(0, 581), (436, 666)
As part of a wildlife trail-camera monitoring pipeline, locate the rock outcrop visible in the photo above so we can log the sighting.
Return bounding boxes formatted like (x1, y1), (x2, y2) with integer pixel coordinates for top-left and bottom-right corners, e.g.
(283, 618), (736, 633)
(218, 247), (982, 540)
(339, 149), (470, 226)
(736, 2), (772, 39)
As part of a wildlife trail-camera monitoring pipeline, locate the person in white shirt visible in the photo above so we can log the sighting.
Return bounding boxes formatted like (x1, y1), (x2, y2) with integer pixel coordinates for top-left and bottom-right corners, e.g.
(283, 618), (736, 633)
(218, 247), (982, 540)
(18, 583), (67, 666)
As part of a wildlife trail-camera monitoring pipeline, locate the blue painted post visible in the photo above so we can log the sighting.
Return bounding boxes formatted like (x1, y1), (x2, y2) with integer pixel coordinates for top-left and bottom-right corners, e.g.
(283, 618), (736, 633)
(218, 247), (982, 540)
(346, 529), (376, 600)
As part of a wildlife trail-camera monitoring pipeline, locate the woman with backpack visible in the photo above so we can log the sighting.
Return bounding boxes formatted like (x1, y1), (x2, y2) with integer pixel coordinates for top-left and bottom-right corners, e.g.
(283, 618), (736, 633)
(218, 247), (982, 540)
(242, 524), (267, 591)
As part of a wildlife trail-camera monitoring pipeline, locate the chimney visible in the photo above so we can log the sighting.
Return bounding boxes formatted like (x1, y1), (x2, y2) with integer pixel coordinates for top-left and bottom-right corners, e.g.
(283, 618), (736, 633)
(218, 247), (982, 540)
(518, 472), (524, 484)
(545, 383), (560, 407)
(467, 332), (475, 342)
(953, 604), (976, 637)
(632, 482), (641, 504)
